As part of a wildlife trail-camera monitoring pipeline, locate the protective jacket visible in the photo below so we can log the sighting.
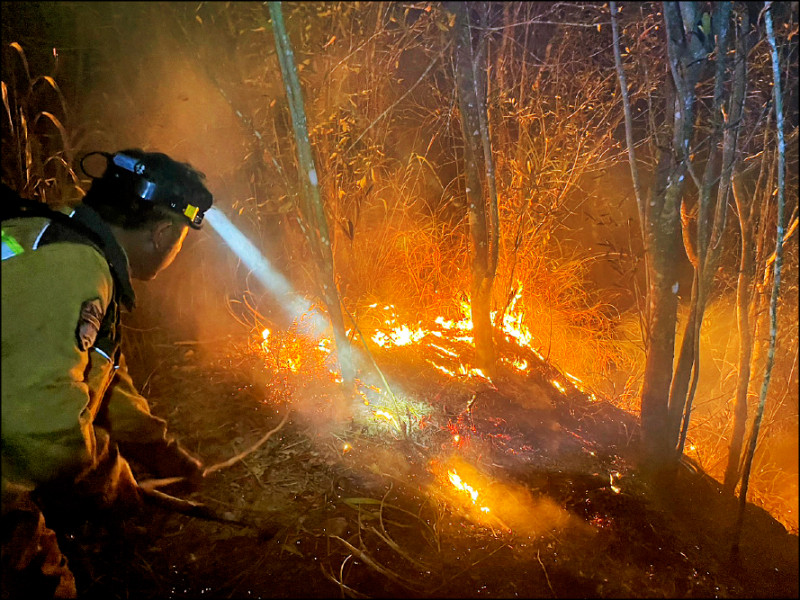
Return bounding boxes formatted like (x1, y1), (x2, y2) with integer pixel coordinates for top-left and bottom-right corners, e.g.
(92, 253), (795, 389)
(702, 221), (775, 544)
(1, 199), (170, 505)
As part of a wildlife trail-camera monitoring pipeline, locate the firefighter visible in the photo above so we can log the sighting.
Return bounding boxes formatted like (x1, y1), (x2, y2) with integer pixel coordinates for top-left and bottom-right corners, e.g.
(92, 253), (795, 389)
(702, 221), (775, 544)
(1, 149), (214, 598)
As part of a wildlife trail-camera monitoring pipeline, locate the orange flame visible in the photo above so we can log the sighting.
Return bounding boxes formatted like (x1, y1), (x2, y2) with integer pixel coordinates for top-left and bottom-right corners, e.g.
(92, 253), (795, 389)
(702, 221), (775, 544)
(373, 409), (400, 430)
(447, 468), (491, 513)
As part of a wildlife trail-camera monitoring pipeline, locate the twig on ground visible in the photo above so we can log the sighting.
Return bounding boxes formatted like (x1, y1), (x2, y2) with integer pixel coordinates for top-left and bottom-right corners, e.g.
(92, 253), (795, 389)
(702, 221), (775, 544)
(203, 409), (290, 476)
(330, 535), (428, 595)
(138, 486), (281, 538)
(137, 477), (186, 491)
(537, 549), (556, 598)
(320, 561), (370, 599)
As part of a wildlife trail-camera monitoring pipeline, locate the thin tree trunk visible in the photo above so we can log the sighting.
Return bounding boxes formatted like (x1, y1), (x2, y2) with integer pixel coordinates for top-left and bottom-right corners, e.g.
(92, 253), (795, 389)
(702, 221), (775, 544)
(634, 1), (705, 468)
(449, 0), (497, 375)
(666, 0), (721, 434)
(724, 172), (757, 490)
(734, 1), (786, 551)
(610, 1), (646, 239)
(670, 2), (740, 455)
(268, 1), (354, 385)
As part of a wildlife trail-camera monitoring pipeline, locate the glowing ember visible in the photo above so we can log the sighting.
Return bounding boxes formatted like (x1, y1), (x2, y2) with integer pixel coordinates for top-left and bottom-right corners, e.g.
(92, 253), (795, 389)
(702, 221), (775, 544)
(563, 371), (597, 401)
(372, 324), (426, 348)
(501, 357), (529, 371)
(457, 301), (474, 331)
(261, 328), (271, 341)
(551, 379), (567, 394)
(427, 360), (457, 376)
(610, 471), (621, 494)
(342, 443), (352, 453)
(429, 343), (458, 358)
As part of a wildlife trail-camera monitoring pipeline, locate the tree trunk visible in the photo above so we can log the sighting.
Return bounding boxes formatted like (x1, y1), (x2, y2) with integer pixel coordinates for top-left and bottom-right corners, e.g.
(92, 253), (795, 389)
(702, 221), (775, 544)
(734, 1), (786, 549)
(636, 0), (709, 468)
(449, 0), (497, 375)
(724, 172), (757, 491)
(268, 1), (354, 385)
(668, 2), (739, 455)
(639, 162), (683, 467)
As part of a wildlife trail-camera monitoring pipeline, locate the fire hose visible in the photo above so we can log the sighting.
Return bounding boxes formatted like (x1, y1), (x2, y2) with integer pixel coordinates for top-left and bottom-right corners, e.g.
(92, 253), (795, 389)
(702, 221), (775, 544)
(136, 410), (290, 536)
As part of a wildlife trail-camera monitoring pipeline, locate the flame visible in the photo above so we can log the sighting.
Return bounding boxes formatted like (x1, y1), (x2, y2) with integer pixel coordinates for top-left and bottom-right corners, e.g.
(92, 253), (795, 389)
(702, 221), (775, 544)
(447, 468), (491, 513)
(430, 343), (458, 358)
(501, 357), (528, 371)
(252, 283), (598, 441)
(563, 371), (598, 402)
(435, 316), (455, 329)
(372, 324), (426, 348)
(373, 409), (400, 430)
(427, 360), (457, 376)
(610, 471), (621, 494)
(448, 469), (479, 504)
(372, 331), (390, 347)
(365, 285), (550, 383)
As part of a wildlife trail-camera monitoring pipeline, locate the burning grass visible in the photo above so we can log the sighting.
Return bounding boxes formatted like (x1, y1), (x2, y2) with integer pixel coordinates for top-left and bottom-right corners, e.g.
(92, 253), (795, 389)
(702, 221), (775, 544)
(78, 301), (795, 599)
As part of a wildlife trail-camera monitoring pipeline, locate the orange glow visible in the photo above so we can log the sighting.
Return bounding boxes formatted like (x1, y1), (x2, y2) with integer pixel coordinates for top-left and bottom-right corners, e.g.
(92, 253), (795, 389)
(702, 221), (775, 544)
(372, 324), (426, 348)
(373, 409), (400, 430)
(448, 469), (479, 504)
(493, 287), (534, 347)
(447, 468), (491, 513)
(501, 357), (529, 371)
(563, 371), (597, 401)
(610, 471), (621, 494)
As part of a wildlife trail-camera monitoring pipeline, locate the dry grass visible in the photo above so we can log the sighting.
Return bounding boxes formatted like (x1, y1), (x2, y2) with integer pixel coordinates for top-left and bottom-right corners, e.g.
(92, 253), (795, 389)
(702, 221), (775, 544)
(1, 42), (87, 204)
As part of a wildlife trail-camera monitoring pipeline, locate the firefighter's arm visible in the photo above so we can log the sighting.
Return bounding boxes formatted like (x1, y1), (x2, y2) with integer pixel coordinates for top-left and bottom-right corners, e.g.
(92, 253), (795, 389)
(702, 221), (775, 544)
(106, 356), (203, 481)
(0, 244), (114, 488)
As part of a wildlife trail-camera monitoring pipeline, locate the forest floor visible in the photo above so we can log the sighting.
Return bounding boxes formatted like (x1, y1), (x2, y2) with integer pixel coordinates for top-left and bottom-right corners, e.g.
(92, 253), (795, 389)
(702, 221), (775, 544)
(56, 327), (798, 599)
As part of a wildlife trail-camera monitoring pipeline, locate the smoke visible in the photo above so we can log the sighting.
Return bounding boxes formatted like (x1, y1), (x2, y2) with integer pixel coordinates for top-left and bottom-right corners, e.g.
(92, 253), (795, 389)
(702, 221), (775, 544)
(431, 456), (594, 539)
(204, 206), (327, 335)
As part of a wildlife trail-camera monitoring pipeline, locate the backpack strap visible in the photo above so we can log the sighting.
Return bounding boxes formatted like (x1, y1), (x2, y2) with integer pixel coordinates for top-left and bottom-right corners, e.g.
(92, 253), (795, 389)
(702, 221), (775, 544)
(1, 183), (136, 311)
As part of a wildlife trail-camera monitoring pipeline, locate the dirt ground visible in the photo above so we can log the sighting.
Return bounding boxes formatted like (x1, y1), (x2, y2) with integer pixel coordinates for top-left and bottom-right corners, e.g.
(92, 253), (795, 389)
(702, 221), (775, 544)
(54, 331), (799, 599)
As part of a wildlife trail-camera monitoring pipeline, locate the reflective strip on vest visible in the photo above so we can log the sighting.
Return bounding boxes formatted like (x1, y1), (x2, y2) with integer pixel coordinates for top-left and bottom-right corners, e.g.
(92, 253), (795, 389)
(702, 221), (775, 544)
(31, 222), (51, 250)
(93, 347), (112, 362)
(2, 210), (74, 259)
(1, 230), (25, 260)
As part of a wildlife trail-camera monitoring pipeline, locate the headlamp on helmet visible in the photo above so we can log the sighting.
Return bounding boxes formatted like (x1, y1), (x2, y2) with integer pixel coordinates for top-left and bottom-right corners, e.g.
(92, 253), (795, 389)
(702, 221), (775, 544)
(81, 151), (212, 229)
